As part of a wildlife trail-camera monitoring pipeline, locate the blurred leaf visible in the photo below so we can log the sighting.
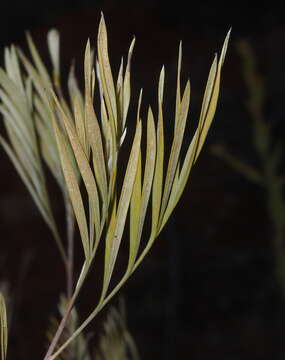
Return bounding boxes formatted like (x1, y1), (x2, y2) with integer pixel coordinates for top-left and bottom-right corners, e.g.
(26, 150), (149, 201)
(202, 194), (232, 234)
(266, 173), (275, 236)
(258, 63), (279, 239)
(26, 31), (51, 86)
(0, 293), (7, 360)
(95, 299), (140, 360)
(47, 295), (91, 360)
(47, 29), (60, 84)
(211, 144), (264, 185)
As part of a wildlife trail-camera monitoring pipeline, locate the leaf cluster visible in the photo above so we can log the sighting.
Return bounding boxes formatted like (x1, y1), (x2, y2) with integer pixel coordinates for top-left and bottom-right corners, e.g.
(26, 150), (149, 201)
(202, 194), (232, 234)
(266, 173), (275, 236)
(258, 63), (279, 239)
(0, 14), (230, 359)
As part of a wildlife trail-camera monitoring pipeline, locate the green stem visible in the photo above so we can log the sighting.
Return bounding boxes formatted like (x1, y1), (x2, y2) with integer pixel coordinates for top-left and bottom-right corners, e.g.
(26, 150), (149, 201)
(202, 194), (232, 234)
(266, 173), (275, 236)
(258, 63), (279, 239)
(47, 233), (156, 360)
(65, 196), (75, 300)
(43, 263), (89, 360)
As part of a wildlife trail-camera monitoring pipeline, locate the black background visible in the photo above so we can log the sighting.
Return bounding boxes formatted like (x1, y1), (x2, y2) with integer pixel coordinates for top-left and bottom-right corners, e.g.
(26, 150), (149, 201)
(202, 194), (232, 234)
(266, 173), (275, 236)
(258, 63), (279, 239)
(1, 1), (285, 359)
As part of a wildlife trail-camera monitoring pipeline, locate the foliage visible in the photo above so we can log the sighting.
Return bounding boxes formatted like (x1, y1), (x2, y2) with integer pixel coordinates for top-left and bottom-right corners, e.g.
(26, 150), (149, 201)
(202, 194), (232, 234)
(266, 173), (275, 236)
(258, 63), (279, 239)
(212, 40), (285, 296)
(0, 14), (230, 359)
(95, 299), (140, 360)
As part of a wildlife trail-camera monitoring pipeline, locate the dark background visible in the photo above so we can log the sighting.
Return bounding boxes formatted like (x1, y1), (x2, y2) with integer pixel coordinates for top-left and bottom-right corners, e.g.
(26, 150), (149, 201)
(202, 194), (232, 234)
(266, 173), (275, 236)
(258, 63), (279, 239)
(1, 1), (285, 359)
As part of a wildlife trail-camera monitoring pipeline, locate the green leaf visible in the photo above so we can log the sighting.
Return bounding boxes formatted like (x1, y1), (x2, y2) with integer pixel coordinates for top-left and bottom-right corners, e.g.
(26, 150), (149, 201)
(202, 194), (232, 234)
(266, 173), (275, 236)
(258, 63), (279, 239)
(116, 57), (124, 134)
(103, 121), (142, 294)
(73, 95), (88, 156)
(84, 41), (108, 206)
(129, 150), (142, 269)
(47, 29), (60, 83)
(4, 46), (25, 94)
(0, 68), (35, 136)
(175, 42), (182, 134)
(97, 13), (117, 131)
(52, 91), (101, 251)
(26, 31), (51, 86)
(128, 90), (144, 269)
(50, 103), (90, 260)
(122, 37), (136, 131)
(195, 30), (231, 161)
(17, 48), (50, 104)
(160, 31), (231, 229)
(133, 107), (156, 261)
(159, 80), (190, 227)
(151, 67), (165, 236)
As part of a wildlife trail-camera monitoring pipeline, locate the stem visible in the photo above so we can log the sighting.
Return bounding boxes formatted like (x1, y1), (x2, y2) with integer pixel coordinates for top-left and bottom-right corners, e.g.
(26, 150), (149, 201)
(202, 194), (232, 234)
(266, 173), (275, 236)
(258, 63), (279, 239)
(43, 265), (89, 360)
(47, 273), (129, 360)
(43, 294), (76, 360)
(65, 197), (75, 300)
(47, 233), (157, 360)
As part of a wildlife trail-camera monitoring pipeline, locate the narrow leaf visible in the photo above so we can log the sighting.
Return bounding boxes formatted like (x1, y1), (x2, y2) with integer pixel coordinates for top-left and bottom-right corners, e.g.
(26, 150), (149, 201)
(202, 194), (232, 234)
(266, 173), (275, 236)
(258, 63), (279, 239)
(151, 70), (164, 235)
(122, 37), (136, 130)
(85, 42), (108, 204)
(52, 92), (101, 246)
(47, 29), (60, 82)
(131, 107), (156, 264)
(97, 13), (117, 130)
(26, 31), (51, 85)
(159, 80), (190, 225)
(104, 121), (142, 292)
(175, 42), (182, 134)
(51, 104), (90, 259)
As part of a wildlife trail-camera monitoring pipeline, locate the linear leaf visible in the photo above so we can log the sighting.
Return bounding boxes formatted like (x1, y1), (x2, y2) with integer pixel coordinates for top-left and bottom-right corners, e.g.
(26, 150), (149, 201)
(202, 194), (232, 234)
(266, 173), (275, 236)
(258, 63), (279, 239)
(47, 29), (60, 82)
(1, 113), (48, 211)
(175, 42), (182, 134)
(68, 61), (83, 105)
(85, 42), (108, 205)
(128, 90), (144, 268)
(194, 30), (231, 160)
(0, 134), (64, 260)
(17, 48), (50, 103)
(0, 69), (35, 135)
(133, 108), (156, 263)
(116, 57), (124, 133)
(159, 80), (190, 226)
(104, 121), (142, 293)
(160, 31), (231, 230)
(129, 150), (141, 269)
(151, 68), (165, 236)
(4, 46), (24, 94)
(73, 95), (87, 155)
(26, 31), (51, 86)
(122, 37), (135, 130)
(51, 105), (90, 260)
(97, 13), (117, 131)
(0, 104), (38, 169)
(52, 91), (101, 249)
(159, 161), (181, 232)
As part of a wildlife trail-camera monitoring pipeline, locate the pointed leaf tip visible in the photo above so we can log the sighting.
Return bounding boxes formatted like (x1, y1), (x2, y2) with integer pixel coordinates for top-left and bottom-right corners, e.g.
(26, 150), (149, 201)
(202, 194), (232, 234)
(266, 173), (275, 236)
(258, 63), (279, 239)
(220, 29), (231, 66)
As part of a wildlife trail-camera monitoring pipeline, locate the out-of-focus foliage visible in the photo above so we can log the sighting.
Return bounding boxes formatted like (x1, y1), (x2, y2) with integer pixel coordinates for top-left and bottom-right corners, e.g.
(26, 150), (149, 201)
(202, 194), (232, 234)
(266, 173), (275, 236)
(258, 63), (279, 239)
(47, 296), (91, 360)
(212, 39), (285, 297)
(0, 27), (79, 297)
(95, 299), (140, 360)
